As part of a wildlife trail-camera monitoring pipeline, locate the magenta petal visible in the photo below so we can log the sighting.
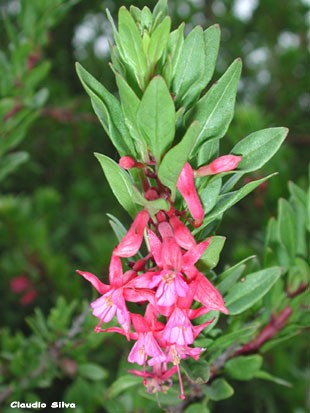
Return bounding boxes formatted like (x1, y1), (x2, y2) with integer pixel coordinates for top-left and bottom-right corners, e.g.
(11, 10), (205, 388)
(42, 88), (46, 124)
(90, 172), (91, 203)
(177, 163), (204, 225)
(182, 238), (211, 270)
(131, 313), (150, 333)
(147, 229), (163, 267)
(76, 270), (109, 294)
(108, 253), (123, 287)
(169, 216), (196, 250)
(115, 210), (149, 258)
(91, 294), (116, 322)
(194, 272), (228, 314)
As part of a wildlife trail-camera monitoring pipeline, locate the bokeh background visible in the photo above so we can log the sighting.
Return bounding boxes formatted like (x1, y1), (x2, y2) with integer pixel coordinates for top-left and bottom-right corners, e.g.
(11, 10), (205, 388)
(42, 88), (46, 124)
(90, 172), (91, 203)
(0, 0), (309, 412)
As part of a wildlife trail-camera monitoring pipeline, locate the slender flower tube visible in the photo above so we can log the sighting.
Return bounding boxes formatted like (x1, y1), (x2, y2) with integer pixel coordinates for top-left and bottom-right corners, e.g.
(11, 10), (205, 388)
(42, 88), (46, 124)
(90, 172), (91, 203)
(114, 210), (149, 257)
(177, 163), (204, 226)
(195, 154), (242, 176)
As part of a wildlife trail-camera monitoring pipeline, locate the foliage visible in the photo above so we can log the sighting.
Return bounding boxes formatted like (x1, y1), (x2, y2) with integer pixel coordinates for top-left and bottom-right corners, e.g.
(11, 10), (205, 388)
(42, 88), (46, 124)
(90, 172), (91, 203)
(0, 0), (308, 412)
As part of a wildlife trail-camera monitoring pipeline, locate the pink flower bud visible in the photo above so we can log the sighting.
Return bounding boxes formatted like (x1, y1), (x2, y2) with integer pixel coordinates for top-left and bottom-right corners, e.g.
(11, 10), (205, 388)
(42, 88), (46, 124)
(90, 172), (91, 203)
(20, 289), (37, 306)
(114, 210), (149, 257)
(177, 163), (204, 226)
(119, 156), (137, 169)
(195, 155), (242, 177)
(10, 275), (30, 293)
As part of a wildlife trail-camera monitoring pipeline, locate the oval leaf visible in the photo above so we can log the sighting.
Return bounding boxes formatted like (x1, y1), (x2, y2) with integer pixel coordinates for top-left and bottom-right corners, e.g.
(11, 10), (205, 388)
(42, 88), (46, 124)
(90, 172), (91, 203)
(137, 76), (175, 164)
(225, 267), (282, 315)
(95, 153), (140, 217)
(232, 127), (288, 172)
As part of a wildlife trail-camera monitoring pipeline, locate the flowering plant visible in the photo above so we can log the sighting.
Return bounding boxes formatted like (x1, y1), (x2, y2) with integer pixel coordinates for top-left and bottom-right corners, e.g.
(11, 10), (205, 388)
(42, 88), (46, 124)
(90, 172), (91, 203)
(75, 0), (307, 406)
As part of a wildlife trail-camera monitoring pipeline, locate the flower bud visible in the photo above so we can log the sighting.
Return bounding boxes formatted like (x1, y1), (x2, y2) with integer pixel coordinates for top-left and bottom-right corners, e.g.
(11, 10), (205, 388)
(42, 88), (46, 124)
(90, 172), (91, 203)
(195, 155), (242, 177)
(177, 163), (204, 226)
(114, 210), (150, 257)
(119, 156), (137, 169)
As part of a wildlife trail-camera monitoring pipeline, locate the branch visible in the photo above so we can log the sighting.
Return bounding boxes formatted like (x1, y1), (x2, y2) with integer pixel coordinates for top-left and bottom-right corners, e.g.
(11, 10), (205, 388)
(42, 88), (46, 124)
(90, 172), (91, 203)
(0, 308), (89, 404)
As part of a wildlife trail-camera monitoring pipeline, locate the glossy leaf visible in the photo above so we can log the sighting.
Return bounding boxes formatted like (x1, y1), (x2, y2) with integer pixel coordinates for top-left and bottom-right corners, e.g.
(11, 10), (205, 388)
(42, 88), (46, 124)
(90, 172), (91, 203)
(95, 153), (140, 217)
(172, 26), (205, 104)
(204, 378), (234, 401)
(137, 76), (175, 164)
(204, 174), (275, 225)
(232, 127), (288, 172)
(78, 363), (108, 381)
(148, 16), (171, 66)
(163, 23), (185, 84)
(188, 58), (242, 154)
(118, 7), (147, 89)
(202, 24), (220, 88)
(0, 151), (29, 182)
(158, 121), (200, 198)
(217, 256), (256, 295)
(224, 355), (263, 380)
(76, 63), (135, 156)
(225, 267), (282, 315)
(107, 374), (142, 398)
(115, 73), (146, 156)
(200, 236), (226, 269)
(182, 358), (210, 384)
(277, 198), (297, 262)
(199, 177), (222, 214)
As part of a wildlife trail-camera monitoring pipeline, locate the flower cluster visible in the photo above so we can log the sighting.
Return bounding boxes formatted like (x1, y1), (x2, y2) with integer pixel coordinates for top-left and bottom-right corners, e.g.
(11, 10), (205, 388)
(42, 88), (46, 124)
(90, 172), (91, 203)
(77, 155), (241, 399)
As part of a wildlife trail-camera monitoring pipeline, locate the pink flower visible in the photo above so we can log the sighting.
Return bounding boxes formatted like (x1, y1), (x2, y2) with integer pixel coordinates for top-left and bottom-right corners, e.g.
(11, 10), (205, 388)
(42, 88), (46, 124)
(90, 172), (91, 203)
(177, 163), (204, 226)
(147, 223), (211, 307)
(77, 253), (154, 337)
(10, 275), (30, 293)
(114, 210), (149, 258)
(195, 154), (242, 176)
(20, 289), (37, 306)
(192, 270), (228, 314)
(169, 216), (196, 250)
(163, 307), (194, 346)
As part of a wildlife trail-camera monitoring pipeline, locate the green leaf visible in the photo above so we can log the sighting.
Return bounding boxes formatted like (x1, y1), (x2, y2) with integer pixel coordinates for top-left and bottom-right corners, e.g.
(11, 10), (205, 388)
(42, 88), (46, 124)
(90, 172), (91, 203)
(217, 256), (256, 295)
(203, 174), (275, 226)
(152, 0), (168, 26)
(107, 213), (128, 242)
(78, 363), (108, 381)
(224, 355), (263, 380)
(107, 374), (142, 398)
(232, 127), (288, 172)
(95, 153), (140, 217)
(137, 76), (175, 164)
(148, 16), (171, 66)
(199, 177), (222, 214)
(188, 59), (242, 155)
(254, 370), (292, 387)
(133, 189), (170, 216)
(208, 323), (259, 353)
(76, 63), (135, 156)
(225, 267), (283, 315)
(182, 358), (210, 384)
(163, 23), (185, 84)
(197, 139), (219, 167)
(172, 26), (205, 105)
(204, 378), (234, 401)
(277, 198), (297, 262)
(0, 151), (29, 182)
(200, 236), (226, 269)
(118, 7), (147, 89)
(185, 403), (210, 413)
(115, 73), (146, 157)
(202, 24), (220, 88)
(158, 121), (201, 197)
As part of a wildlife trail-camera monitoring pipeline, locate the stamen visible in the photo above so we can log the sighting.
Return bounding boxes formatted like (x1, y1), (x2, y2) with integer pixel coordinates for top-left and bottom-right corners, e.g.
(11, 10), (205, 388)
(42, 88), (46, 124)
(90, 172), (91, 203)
(176, 364), (185, 400)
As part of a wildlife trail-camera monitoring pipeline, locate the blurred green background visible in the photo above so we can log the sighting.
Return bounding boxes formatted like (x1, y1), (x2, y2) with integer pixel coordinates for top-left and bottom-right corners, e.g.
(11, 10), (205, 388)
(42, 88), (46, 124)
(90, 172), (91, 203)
(0, 0), (309, 412)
